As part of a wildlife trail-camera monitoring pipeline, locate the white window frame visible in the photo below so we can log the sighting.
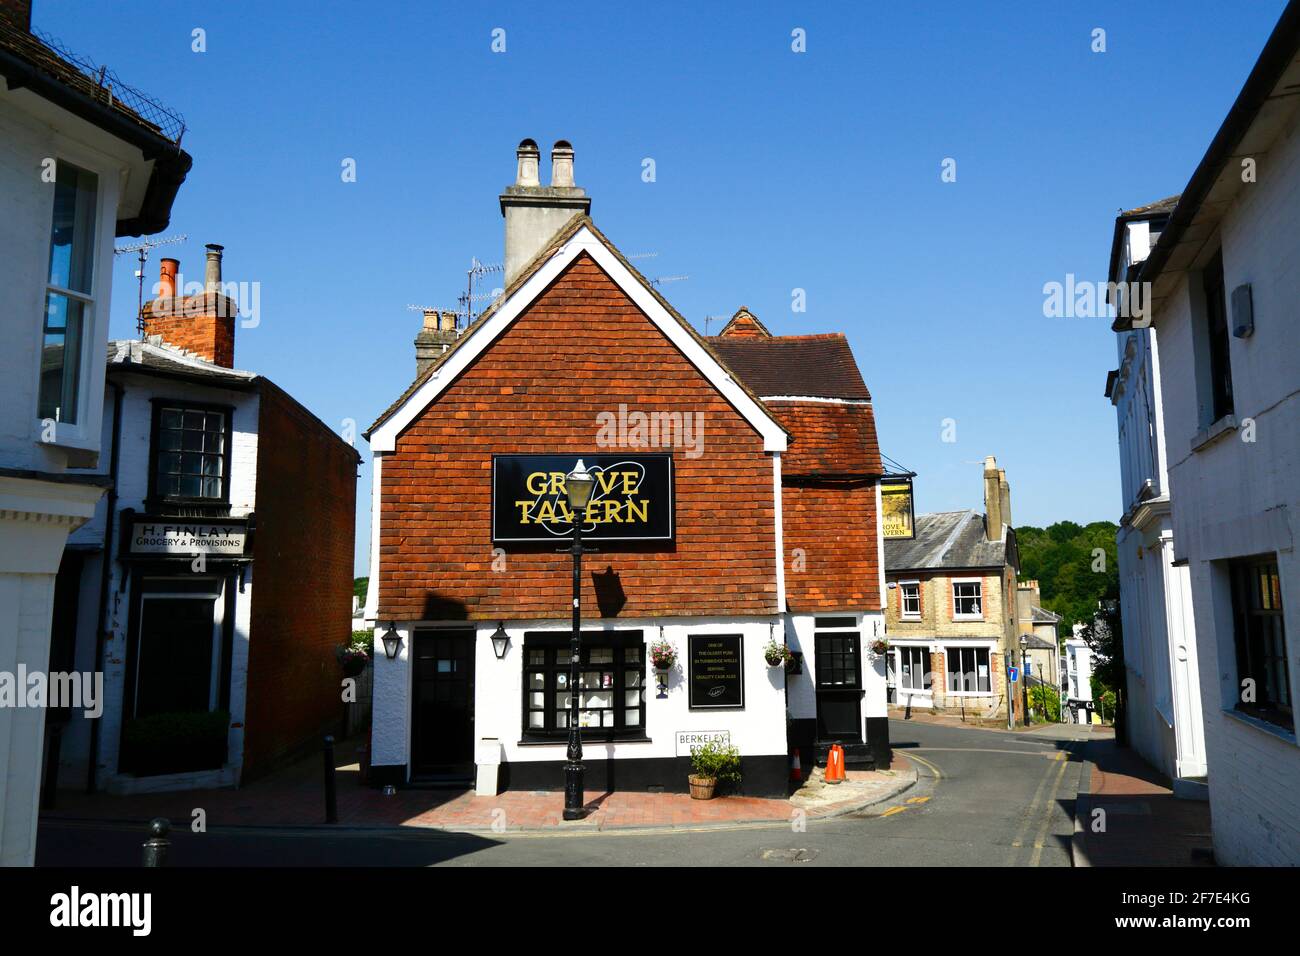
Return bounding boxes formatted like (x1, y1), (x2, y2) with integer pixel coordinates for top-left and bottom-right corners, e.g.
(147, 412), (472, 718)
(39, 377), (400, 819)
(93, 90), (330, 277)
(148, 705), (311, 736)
(951, 577), (983, 621)
(900, 580), (921, 620)
(945, 644), (993, 696)
(896, 644), (931, 692)
(30, 143), (121, 453)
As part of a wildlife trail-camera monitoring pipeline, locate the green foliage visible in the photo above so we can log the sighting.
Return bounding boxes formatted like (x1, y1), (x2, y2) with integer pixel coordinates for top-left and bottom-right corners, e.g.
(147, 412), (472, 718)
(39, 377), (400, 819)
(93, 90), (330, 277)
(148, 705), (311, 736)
(1028, 684), (1061, 722)
(690, 740), (742, 784)
(353, 577), (368, 603)
(1014, 521), (1119, 632)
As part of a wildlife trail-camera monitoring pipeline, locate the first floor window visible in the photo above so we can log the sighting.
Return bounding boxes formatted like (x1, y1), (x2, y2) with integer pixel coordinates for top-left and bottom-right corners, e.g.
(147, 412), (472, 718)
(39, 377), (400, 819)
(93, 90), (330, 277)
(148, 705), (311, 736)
(523, 632), (645, 739)
(152, 403), (231, 501)
(898, 646), (931, 691)
(40, 161), (99, 425)
(1229, 558), (1291, 731)
(953, 580), (982, 619)
(901, 582), (921, 618)
(946, 646), (991, 694)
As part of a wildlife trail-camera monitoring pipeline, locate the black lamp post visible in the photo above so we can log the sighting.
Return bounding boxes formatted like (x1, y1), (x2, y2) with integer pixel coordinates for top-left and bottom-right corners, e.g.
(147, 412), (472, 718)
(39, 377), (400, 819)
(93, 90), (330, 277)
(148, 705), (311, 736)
(562, 458), (596, 821)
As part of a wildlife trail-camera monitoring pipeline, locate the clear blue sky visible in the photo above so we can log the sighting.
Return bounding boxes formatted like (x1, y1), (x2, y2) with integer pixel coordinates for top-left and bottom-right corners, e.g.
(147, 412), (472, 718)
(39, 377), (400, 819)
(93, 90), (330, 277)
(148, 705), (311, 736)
(38, 0), (1288, 575)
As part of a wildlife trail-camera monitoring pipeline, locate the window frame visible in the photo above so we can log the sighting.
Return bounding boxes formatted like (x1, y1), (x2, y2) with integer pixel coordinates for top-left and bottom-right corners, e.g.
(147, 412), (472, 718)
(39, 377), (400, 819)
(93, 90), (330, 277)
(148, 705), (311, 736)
(146, 399), (235, 511)
(900, 580), (921, 620)
(33, 152), (116, 450)
(897, 645), (931, 692)
(951, 577), (984, 621)
(1200, 248), (1234, 425)
(945, 645), (993, 695)
(813, 620), (863, 690)
(520, 630), (647, 743)
(1228, 557), (1292, 732)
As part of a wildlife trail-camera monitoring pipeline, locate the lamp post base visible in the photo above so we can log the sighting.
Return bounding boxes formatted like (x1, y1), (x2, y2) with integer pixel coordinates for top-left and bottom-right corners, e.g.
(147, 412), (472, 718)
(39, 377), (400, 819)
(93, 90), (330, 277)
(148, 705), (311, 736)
(562, 759), (586, 820)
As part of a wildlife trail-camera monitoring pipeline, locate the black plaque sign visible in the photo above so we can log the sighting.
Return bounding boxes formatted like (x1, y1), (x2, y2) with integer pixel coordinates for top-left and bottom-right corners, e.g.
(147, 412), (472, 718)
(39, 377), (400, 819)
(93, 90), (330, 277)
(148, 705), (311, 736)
(492, 454), (674, 543)
(688, 634), (744, 709)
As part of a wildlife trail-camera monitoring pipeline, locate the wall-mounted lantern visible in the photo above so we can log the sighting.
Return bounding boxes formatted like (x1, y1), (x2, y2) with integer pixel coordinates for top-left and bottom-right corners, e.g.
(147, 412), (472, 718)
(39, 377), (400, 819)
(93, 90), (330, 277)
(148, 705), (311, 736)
(491, 622), (510, 659)
(380, 623), (403, 660)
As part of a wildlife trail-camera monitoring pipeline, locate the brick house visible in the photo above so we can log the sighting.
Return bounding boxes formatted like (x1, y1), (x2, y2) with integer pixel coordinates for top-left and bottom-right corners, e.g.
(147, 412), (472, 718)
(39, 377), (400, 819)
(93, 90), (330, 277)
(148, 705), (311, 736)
(363, 140), (889, 797)
(884, 457), (1023, 723)
(52, 248), (360, 793)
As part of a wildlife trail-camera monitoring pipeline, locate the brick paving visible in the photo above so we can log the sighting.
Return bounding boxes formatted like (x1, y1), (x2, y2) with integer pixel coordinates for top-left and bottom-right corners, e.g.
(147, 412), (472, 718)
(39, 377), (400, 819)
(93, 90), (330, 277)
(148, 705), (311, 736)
(42, 741), (915, 833)
(1078, 737), (1214, 866)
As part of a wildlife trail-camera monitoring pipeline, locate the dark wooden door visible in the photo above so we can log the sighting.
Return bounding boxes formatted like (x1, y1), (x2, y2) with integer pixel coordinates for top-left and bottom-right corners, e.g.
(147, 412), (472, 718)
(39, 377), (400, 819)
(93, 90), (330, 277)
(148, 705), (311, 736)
(411, 630), (475, 776)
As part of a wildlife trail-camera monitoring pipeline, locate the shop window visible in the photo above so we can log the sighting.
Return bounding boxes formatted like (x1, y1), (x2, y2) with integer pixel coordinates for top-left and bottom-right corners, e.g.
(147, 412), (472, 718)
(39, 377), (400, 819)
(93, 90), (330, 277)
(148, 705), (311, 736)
(814, 626), (862, 690)
(1229, 558), (1291, 732)
(132, 577), (225, 718)
(150, 401), (232, 504)
(952, 579), (982, 619)
(946, 646), (991, 694)
(39, 161), (99, 426)
(522, 632), (645, 740)
(900, 582), (921, 619)
(898, 646), (931, 691)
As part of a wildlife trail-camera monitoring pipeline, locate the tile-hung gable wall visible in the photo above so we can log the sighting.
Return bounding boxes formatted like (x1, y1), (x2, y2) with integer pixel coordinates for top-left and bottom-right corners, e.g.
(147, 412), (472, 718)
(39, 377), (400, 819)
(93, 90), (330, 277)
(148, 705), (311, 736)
(379, 252), (778, 622)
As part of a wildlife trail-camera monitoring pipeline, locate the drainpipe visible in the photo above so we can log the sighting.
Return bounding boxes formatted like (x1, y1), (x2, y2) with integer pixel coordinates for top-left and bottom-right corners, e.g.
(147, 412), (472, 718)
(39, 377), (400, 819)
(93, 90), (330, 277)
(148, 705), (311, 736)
(87, 381), (124, 793)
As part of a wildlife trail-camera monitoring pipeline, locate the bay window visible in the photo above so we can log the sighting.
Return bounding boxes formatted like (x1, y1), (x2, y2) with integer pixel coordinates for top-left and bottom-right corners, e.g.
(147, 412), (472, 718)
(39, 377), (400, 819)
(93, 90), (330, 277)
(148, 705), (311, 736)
(39, 161), (99, 426)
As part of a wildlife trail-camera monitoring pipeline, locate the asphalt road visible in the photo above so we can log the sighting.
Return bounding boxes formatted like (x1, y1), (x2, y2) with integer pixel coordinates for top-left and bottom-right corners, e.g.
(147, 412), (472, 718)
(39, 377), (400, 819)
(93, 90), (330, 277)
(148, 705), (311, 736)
(36, 719), (1089, 867)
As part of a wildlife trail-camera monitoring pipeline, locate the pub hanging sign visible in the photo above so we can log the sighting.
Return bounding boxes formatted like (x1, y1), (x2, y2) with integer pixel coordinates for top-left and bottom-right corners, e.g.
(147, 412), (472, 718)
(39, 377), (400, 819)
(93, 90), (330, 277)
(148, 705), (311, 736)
(881, 477), (916, 540)
(491, 454), (674, 543)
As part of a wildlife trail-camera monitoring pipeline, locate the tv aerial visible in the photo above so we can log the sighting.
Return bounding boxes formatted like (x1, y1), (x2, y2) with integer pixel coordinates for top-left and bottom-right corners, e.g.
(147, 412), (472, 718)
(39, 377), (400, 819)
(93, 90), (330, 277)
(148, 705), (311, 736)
(114, 234), (187, 335)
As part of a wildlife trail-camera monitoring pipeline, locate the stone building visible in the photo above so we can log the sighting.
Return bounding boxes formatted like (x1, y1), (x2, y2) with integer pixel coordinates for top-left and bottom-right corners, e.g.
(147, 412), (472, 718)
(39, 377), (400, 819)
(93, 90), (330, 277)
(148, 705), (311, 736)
(884, 457), (1023, 724)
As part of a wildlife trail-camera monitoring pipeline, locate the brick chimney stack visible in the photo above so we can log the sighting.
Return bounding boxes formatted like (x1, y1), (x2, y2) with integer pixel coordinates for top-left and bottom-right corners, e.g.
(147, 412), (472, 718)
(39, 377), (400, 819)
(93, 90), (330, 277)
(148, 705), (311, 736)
(142, 246), (237, 367)
(414, 309), (458, 376)
(0, 1), (33, 31)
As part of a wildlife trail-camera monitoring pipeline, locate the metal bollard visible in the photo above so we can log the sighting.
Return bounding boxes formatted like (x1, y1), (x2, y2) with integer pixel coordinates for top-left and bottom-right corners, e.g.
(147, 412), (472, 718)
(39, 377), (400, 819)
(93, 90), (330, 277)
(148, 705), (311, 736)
(323, 735), (338, 824)
(142, 818), (170, 867)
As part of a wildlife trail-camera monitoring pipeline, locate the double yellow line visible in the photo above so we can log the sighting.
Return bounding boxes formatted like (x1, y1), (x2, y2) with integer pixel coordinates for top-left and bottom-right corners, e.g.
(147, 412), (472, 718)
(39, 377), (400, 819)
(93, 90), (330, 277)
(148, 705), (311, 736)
(1010, 749), (1072, 866)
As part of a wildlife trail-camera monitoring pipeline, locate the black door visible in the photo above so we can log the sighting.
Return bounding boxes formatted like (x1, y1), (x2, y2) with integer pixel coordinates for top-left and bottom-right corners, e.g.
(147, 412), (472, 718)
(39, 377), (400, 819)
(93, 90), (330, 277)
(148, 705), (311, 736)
(411, 630), (475, 777)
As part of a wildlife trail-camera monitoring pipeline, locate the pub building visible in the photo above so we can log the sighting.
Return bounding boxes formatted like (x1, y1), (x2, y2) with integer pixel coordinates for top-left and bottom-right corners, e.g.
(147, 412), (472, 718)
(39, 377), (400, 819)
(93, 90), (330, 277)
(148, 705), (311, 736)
(48, 246), (359, 794)
(364, 141), (889, 797)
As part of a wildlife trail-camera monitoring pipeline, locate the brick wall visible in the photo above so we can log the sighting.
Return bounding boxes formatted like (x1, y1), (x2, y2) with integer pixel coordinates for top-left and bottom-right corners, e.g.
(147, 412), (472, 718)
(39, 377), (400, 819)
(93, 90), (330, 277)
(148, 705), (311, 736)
(378, 253), (777, 621)
(242, 381), (358, 778)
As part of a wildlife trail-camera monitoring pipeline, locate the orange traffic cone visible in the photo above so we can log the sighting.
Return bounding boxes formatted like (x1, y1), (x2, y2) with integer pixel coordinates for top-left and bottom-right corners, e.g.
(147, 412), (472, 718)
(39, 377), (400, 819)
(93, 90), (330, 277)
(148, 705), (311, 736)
(790, 749), (803, 784)
(825, 744), (845, 784)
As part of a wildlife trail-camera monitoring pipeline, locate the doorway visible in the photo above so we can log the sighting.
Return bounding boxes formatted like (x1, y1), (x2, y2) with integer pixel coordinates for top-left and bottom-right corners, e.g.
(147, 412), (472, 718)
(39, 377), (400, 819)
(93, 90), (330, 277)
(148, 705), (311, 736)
(411, 629), (476, 779)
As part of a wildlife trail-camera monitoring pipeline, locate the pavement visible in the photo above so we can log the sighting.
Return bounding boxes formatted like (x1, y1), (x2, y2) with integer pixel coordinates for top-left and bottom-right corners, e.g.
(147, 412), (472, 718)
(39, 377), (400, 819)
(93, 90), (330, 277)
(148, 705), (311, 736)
(1072, 734), (1214, 867)
(40, 738), (915, 835)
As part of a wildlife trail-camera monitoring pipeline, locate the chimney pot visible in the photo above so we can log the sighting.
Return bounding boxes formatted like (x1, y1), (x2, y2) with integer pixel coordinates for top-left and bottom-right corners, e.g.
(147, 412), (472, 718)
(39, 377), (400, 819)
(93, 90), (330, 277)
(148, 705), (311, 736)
(516, 138), (540, 187)
(983, 456), (1004, 542)
(439, 311), (457, 332)
(204, 243), (224, 293)
(422, 308), (438, 331)
(550, 140), (575, 187)
(159, 258), (179, 299)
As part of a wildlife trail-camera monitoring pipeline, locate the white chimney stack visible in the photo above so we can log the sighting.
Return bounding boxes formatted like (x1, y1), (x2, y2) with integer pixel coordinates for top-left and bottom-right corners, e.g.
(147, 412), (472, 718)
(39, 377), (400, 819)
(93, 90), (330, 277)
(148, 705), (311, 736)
(499, 138), (590, 285)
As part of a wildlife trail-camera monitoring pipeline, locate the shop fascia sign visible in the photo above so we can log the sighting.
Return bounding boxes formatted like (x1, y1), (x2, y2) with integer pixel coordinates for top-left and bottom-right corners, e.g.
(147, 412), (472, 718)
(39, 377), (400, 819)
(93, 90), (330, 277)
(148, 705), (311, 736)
(121, 509), (253, 559)
(492, 454), (674, 543)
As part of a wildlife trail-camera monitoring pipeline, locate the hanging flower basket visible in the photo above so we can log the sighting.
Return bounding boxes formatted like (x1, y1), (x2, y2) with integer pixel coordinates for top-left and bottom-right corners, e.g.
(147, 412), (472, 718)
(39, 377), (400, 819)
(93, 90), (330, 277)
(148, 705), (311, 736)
(763, 637), (792, 668)
(869, 637), (890, 656)
(649, 637), (677, 672)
